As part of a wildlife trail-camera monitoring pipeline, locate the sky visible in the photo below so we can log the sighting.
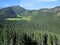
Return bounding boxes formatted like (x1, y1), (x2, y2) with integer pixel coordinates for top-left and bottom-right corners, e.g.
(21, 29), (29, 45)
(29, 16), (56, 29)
(0, 0), (60, 10)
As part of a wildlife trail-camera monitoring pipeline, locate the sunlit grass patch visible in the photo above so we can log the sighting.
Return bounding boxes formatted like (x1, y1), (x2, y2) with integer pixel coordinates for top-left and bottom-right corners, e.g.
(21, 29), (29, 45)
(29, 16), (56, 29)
(5, 17), (32, 21)
(21, 17), (31, 21)
(5, 18), (21, 20)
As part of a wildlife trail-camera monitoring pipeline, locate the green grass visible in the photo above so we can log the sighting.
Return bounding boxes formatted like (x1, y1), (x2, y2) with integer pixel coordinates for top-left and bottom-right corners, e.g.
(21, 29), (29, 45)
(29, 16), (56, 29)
(5, 18), (21, 20)
(21, 17), (31, 20)
(5, 17), (32, 21)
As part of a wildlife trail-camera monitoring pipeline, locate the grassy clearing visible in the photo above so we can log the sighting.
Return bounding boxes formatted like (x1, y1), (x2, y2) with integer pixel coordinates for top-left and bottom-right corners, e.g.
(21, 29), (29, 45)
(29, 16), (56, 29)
(5, 18), (21, 20)
(21, 17), (31, 20)
(5, 17), (32, 21)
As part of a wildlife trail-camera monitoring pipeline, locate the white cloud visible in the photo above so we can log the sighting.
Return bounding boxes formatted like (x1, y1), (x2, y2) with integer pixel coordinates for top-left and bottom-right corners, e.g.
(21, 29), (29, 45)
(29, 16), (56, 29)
(19, 0), (34, 9)
(37, 0), (57, 2)
(20, 0), (57, 7)
(20, 2), (34, 10)
(20, 3), (32, 7)
(19, 0), (58, 10)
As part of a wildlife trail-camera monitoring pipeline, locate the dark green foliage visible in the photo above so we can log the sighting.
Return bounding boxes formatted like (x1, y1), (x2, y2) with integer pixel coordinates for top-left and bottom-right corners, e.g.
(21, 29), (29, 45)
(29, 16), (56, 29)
(0, 22), (59, 45)
(43, 34), (48, 45)
(50, 36), (54, 45)
(21, 33), (38, 45)
(0, 24), (4, 28)
(0, 6), (60, 45)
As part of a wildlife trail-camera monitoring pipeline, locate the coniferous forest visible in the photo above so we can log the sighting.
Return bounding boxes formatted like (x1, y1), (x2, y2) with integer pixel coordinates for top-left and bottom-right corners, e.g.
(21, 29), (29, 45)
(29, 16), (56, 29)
(0, 6), (60, 45)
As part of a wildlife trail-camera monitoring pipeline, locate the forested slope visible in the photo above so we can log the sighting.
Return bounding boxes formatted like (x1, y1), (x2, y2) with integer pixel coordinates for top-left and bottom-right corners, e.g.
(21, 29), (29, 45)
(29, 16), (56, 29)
(0, 6), (60, 45)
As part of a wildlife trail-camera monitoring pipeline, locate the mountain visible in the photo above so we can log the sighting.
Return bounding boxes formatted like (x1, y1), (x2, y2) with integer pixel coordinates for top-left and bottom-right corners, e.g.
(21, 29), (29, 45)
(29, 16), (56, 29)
(0, 7), (16, 18)
(0, 6), (60, 18)
(0, 6), (60, 45)
(0, 6), (26, 19)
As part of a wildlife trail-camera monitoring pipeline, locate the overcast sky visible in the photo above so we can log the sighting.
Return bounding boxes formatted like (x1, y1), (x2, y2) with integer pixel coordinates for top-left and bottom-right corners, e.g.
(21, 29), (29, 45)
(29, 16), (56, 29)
(0, 0), (60, 10)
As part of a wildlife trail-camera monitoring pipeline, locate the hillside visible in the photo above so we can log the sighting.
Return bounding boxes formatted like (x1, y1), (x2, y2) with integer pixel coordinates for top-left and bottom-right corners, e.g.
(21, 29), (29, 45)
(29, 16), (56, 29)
(0, 6), (60, 18)
(0, 6), (60, 45)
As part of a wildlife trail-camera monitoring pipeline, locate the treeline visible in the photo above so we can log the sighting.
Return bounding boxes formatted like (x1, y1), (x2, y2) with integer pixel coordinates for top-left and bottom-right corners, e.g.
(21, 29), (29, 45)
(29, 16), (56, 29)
(0, 21), (60, 45)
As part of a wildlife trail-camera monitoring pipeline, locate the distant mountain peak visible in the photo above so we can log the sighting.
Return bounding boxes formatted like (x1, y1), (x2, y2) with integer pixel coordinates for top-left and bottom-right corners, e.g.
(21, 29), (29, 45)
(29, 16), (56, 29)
(0, 6), (26, 18)
(51, 6), (60, 11)
(54, 6), (60, 8)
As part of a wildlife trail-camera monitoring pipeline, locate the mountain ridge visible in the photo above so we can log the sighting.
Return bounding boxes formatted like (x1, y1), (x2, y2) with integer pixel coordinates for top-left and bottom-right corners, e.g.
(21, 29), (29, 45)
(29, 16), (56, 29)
(0, 6), (60, 19)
